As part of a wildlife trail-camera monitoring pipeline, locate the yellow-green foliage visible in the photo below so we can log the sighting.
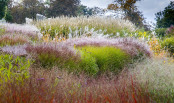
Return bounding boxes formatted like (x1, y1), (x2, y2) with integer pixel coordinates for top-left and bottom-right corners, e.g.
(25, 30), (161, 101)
(0, 54), (31, 83)
(162, 37), (174, 56)
(0, 27), (5, 35)
(78, 46), (130, 75)
(78, 49), (99, 75)
(32, 45), (130, 76)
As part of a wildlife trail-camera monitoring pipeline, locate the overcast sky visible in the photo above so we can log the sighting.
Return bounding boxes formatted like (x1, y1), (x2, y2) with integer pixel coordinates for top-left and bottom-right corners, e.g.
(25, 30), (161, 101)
(81, 0), (172, 23)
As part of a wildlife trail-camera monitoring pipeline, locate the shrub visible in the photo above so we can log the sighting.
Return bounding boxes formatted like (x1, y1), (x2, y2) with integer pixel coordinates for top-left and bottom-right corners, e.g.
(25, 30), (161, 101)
(166, 25), (174, 37)
(155, 28), (167, 38)
(78, 46), (130, 74)
(148, 37), (167, 57)
(0, 54), (31, 83)
(161, 37), (174, 56)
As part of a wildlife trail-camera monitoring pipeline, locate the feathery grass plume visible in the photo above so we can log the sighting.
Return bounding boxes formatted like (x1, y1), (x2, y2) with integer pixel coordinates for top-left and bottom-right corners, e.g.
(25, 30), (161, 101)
(34, 16), (136, 38)
(0, 23), (42, 39)
(131, 58), (174, 102)
(0, 34), (29, 47)
(64, 37), (152, 58)
(1, 45), (28, 56)
(25, 43), (80, 69)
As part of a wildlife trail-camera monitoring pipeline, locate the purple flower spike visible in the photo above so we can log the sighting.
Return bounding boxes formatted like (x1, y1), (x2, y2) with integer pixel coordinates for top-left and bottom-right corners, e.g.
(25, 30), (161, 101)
(57, 76), (62, 79)
(37, 78), (45, 81)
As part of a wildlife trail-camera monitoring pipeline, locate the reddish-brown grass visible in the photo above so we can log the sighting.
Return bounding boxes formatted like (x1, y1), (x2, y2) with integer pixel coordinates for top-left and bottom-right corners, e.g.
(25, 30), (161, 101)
(0, 67), (151, 103)
(0, 34), (29, 46)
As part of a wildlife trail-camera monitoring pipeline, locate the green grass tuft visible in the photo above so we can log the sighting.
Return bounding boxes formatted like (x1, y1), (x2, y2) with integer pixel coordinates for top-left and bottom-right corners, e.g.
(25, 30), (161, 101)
(78, 46), (130, 75)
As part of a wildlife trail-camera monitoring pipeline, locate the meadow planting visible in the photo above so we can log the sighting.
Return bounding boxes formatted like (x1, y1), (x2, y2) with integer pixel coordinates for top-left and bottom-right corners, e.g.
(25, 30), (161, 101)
(0, 16), (174, 102)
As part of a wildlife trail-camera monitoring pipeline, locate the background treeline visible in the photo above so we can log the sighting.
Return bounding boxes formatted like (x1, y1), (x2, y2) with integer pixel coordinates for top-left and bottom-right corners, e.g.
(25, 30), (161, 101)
(2, 0), (100, 24)
(0, 0), (173, 31)
(1, 0), (148, 28)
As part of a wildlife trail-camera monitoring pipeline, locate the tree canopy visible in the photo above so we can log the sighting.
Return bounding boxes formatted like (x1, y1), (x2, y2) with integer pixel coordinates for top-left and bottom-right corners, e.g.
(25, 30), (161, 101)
(9, 0), (46, 23)
(0, 0), (12, 21)
(0, 0), (8, 19)
(47, 0), (80, 17)
(8, 0), (80, 23)
(108, 0), (149, 30)
(155, 1), (174, 28)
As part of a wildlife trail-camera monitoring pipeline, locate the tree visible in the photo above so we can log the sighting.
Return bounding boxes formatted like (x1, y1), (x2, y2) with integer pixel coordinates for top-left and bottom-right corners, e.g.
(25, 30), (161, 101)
(155, 1), (174, 28)
(76, 5), (93, 16)
(0, 0), (12, 21)
(108, 0), (149, 30)
(0, 0), (8, 19)
(9, 0), (46, 23)
(47, 0), (80, 17)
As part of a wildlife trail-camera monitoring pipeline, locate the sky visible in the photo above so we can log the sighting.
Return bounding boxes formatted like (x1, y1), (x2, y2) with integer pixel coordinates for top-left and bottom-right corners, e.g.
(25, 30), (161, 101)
(81, 0), (172, 23)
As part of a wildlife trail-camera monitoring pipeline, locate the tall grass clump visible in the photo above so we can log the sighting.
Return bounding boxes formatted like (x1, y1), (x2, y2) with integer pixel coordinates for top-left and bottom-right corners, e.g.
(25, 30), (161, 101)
(78, 46), (130, 74)
(25, 43), (80, 70)
(0, 23), (42, 40)
(1, 45), (28, 56)
(0, 34), (29, 47)
(0, 26), (5, 35)
(132, 58), (174, 102)
(0, 68), (151, 103)
(35, 16), (136, 38)
(25, 37), (152, 75)
(65, 37), (152, 58)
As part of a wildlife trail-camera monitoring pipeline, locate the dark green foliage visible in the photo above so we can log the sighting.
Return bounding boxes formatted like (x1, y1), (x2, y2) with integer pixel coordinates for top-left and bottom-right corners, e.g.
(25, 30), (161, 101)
(47, 0), (80, 17)
(5, 9), (13, 22)
(166, 25), (174, 37)
(9, 0), (46, 23)
(76, 5), (93, 16)
(9, 0), (80, 23)
(155, 1), (174, 28)
(155, 28), (167, 38)
(0, 0), (12, 22)
(0, 0), (8, 19)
